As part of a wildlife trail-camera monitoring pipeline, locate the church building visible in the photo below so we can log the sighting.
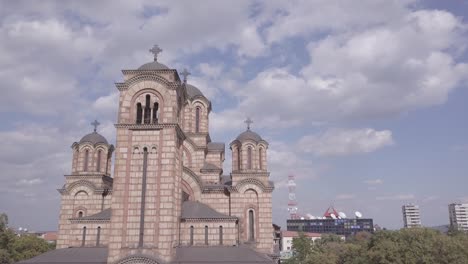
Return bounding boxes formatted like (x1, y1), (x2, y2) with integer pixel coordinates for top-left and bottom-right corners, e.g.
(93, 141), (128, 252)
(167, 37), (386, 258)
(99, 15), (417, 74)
(20, 46), (277, 264)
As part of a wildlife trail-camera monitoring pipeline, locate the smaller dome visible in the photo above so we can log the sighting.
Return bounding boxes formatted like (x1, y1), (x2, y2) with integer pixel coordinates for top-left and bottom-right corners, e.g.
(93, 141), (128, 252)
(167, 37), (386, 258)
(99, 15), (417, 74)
(186, 83), (206, 99)
(236, 129), (263, 143)
(79, 132), (108, 145)
(138, 61), (169, 70)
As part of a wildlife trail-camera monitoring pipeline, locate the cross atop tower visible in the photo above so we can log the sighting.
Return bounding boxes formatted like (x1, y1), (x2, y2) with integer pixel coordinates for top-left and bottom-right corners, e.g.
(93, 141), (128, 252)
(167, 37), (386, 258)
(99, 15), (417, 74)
(181, 68), (191, 83)
(149, 45), (162, 61)
(244, 117), (253, 130)
(91, 120), (100, 132)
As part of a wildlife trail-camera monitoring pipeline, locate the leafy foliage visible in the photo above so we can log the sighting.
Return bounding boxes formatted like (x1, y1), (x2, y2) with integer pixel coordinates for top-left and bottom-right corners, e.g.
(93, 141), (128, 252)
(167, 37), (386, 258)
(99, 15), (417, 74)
(0, 213), (54, 264)
(285, 229), (468, 264)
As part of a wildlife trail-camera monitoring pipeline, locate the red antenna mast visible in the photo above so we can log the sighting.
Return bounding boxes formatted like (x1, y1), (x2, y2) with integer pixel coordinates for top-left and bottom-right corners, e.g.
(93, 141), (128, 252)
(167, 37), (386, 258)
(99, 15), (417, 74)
(287, 175), (299, 219)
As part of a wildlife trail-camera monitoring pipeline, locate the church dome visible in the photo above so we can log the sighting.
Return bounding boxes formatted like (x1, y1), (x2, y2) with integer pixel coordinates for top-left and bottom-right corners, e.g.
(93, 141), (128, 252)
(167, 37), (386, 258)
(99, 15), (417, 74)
(186, 83), (206, 99)
(138, 61), (170, 70)
(236, 129), (263, 143)
(79, 132), (108, 145)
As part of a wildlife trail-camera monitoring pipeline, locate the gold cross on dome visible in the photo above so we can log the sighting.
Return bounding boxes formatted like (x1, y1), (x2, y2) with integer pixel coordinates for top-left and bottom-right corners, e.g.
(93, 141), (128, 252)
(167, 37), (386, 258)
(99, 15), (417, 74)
(149, 44), (162, 61)
(91, 120), (100, 132)
(244, 117), (253, 130)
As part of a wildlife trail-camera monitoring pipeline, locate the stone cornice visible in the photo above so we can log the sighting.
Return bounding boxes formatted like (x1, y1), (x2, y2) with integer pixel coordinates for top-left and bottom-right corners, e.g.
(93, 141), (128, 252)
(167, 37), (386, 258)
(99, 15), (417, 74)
(231, 171), (271, 177)
(115, 123), (187, 141)
(69, 218), (110, 223)
(181, 217), (238, 222)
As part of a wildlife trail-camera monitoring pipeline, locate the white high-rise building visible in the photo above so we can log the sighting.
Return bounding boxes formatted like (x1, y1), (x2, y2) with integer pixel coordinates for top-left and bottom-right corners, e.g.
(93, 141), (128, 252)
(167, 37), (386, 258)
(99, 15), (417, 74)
(402, 204), (421, 228)
(449, 203), (468, 231)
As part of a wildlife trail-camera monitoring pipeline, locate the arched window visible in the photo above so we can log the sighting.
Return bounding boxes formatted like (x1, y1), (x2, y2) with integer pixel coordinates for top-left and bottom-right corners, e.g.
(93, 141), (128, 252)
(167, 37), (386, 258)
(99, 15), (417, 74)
(259, 148), (263, 170)
(247, 147), (252, 170)
(237, 147), (241, 170)
(84, 149), (89, 171)
(144, 95), (151, 124)
(248, 210), (255, 241)
(195, 107), (201, 133)
(204, 225), (209, 245)
(96, 150), (102, 172)
(82, 226), (87, 246)
(152, 102), (159, 124)
(190, 226), (194, 245)
(219, 226), (223, 245)
(78, 211), (83, 218)
(136, 103), (142, 124)
(96, 226), (101, 246)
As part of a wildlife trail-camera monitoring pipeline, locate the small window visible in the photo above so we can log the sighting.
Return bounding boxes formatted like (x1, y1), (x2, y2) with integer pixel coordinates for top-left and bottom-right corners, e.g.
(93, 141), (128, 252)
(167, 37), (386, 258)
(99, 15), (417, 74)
(84, 149), (89, 171)
(144, 95), (151, 124)
(96, 150), (102, 172)
(190, 226), (194, 245)
(78, 211), (83, 218)
(247, 147), (252, 170)
(259, 148), (263, 170)
(136, 103), (142, 124)
(219, 226), (223, 245)
(205, 225), (208, 245)
(195, 107), (201, 133)
(96, 226), (101, 246)
(249, 210), (255, 241)
(152, 102), (159, 124)
(237, 147), (241, 170)
(82, 226), (87, 247)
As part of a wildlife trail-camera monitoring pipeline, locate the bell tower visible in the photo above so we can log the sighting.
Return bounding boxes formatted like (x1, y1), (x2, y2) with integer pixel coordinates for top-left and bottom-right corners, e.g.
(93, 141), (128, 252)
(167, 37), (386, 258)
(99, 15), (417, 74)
(229, 118), (274, 254)
(107, 45), (186, 264)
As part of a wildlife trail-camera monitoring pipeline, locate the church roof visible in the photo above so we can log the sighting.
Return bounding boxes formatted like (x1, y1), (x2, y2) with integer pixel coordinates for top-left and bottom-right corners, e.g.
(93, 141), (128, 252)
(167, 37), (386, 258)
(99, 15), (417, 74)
(236, 129), (264, 143)
(186, 83), (208, 101)
(175, 246), (275, 264)
(137, 61), (170, 70)
(79, 132), (108, 145)
(78, 209), (111, 221)
(181, 201), (236, 220)
(17, 247), (108, 264)
(207, 142), (225, 152)
(200, 162), (222, 173)
(19, 246), (275, 264)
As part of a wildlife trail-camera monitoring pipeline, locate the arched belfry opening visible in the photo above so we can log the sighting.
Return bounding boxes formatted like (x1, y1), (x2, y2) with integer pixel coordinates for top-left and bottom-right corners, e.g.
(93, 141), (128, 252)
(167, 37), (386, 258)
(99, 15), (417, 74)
(135, 94), (159, 124)
(144, 95), (151, 124)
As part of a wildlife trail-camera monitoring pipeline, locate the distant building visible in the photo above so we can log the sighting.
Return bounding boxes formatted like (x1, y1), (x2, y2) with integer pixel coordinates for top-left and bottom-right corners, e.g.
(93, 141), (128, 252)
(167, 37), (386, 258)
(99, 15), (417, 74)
(449, 203), (468, 232)
(281, 231), (322, 252)
(279, 231), (344, 260)
(402, 204), (421, 228)
(286, 218), (374, 237)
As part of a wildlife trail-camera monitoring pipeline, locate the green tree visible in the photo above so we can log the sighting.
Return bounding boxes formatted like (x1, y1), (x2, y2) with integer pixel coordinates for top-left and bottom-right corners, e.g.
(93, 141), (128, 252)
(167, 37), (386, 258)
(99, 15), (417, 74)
(0, 213), (54, 263)
(10, 235), (51, 262)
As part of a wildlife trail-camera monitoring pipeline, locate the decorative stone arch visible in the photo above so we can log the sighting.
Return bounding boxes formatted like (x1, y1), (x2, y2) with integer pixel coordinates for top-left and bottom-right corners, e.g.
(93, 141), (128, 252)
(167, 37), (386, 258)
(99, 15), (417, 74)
(235, 179), (268, 193)
(67, 180), (98, 195)
(181, 145), (192, 168)
(116, 254), (164, 264)
(74, 206), (88, 218)
(182, 167), (202, 201)
(181, 179), (195, 201)
(125, 73), (171, 88)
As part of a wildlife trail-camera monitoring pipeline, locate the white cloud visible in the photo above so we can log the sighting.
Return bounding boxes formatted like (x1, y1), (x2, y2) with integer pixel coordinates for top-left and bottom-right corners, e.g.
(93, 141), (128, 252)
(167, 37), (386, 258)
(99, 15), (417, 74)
(364, 179), (384, 185)
(335, 194), (356, 200)
(298, 128), (394, 156)
(376, 194), (415, 201)
(16, 178), (43, 186)
(92, 92), (119, 119)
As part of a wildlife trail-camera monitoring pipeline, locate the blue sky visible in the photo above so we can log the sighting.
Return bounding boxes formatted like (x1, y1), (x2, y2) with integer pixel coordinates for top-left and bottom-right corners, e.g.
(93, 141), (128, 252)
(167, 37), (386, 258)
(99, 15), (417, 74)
(0, 0), (467, 231)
